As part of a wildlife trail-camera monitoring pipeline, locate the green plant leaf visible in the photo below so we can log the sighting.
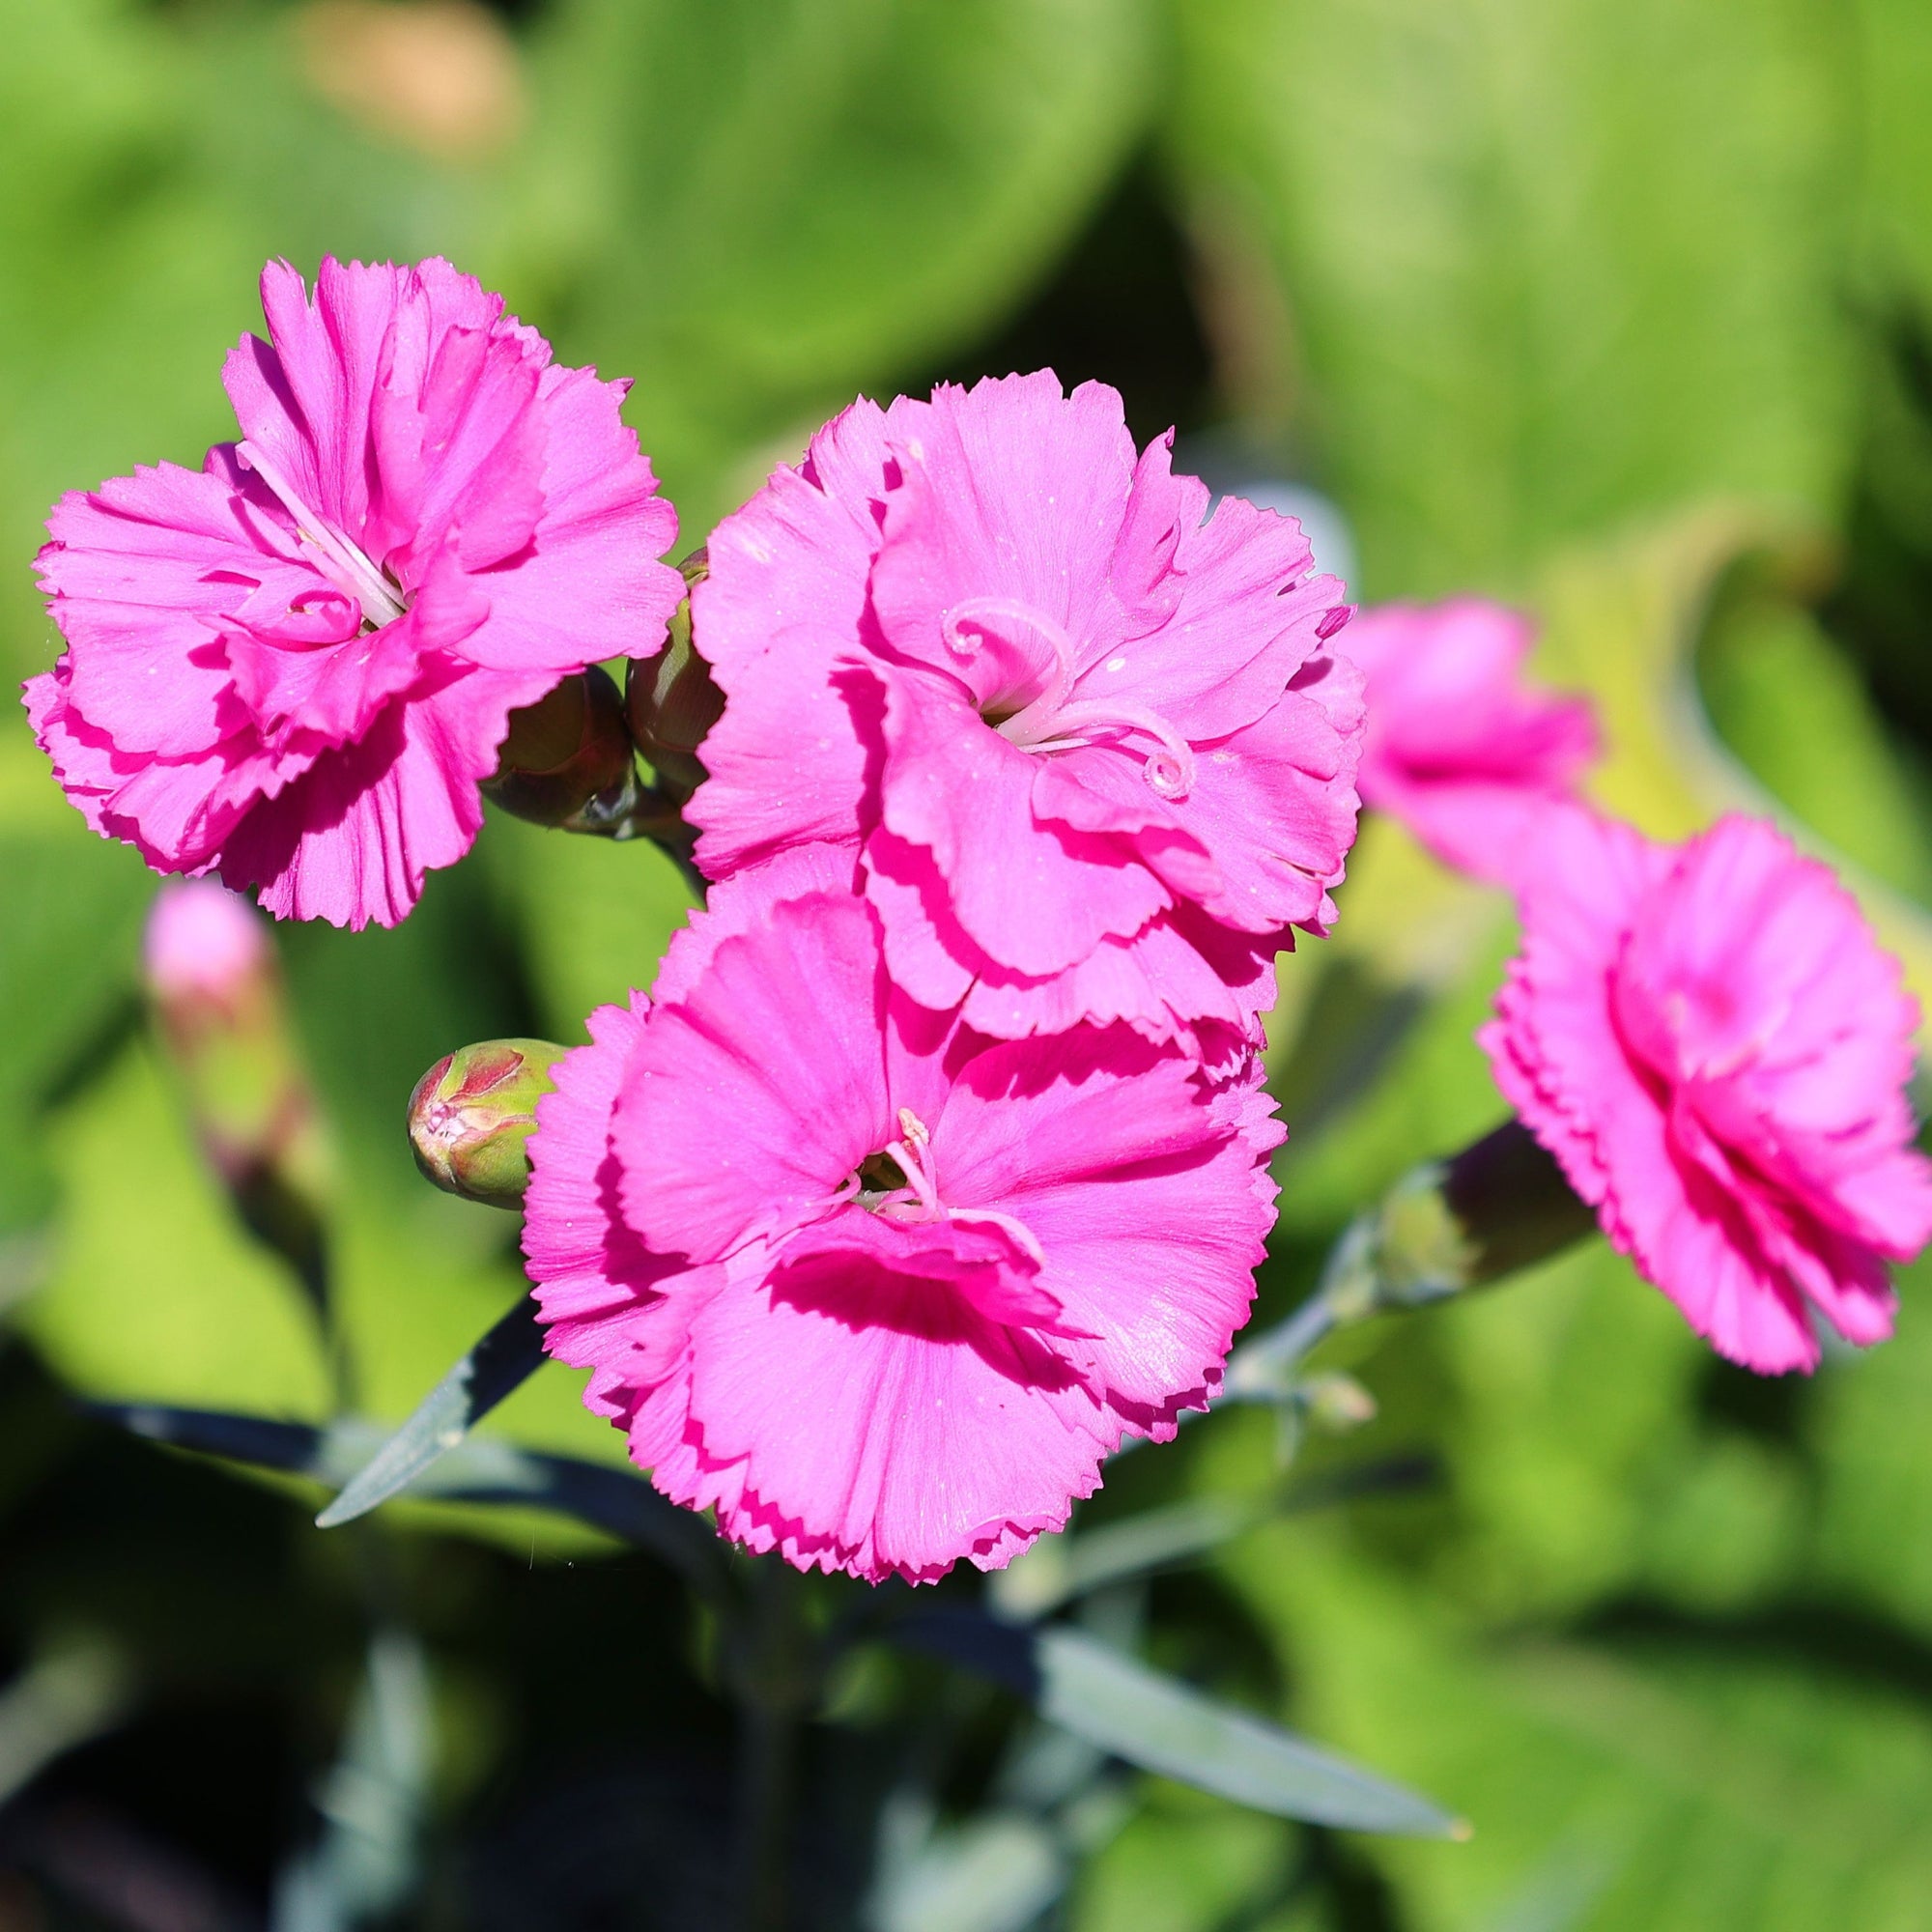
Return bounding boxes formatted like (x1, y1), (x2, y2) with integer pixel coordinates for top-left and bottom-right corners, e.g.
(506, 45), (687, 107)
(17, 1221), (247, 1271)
(474, 811), (696, 1039)
(1854, 0), (1932, 307)
(1033, 1625), (1461, 1837)
(315, 1293), (547, 1529)
(894, 1614), (1462, 1836)
(1167, 0), (1852, 595)
(868, 1806), (1067, 1932)
(1223, 1517), (1932, 1931)
(990, 1458), (1436, 1621)
(270, 1629), (432, 1931)
(90, 1399), (729, 1594)
(504, 0), (1158, 538)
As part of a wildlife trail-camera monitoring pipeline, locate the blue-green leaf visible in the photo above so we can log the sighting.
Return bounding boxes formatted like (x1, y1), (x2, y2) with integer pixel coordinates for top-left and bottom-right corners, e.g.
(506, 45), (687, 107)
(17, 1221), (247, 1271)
(893, 1614), (1463, 1836)
(315, 1293), (546, 1529)
(90, 1400), (728, 1595)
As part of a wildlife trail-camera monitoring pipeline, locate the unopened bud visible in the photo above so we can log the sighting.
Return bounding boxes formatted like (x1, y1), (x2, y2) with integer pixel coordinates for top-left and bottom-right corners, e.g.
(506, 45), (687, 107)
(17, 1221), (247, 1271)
(484, 666), (639, 834)
(408, 1039), (568, 1208)
(146, 878), (275, 1008)
(1325, 1119), (1598, 1325)
(143, 882), (334, 1287)
(1225, 1120), (1596, 1403)
(627, 548), (722, 805)
(1299, 1371), (1378, 1432)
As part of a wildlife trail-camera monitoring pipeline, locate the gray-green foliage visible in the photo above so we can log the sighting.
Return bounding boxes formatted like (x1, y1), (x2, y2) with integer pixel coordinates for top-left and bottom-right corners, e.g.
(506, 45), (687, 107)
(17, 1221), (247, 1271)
(5, 1), (1932, 1926)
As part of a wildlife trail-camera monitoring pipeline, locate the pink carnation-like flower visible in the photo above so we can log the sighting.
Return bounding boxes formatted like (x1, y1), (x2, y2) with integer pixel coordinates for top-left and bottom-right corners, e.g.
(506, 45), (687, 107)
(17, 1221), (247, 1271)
(1482, 806), (1932, 1372)
(688, 373), (1364, 1059)
(523, 845), (1284, 1582)
(27, 256), (682, 928)
(1345, 598), (1598, 886)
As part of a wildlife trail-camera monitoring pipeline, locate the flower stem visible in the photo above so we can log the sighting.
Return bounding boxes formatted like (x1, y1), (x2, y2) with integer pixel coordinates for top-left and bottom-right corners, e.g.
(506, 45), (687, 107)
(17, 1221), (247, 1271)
(728, 1560), (812, 1932)
(732, 1690), (801, 1932)
(607, 782), (708, 902)
(1222, 1120), (1595, 1403)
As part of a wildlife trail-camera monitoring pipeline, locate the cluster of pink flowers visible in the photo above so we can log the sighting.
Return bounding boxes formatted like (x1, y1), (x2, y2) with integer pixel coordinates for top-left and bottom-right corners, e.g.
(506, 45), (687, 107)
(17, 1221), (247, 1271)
(1353, 603), (1932, 1373)
(25, 260), (1355, 1580)
(527, 375), (1360, 1578)
(30, 257), (1932, 1577)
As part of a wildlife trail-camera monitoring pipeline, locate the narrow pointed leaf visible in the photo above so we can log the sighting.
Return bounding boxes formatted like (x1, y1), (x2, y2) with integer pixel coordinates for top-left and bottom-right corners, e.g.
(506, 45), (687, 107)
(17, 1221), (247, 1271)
(892, 1613), (1463, 1837)
(86, 1399), (729, 1595)
(314, 1293), (548, 1528)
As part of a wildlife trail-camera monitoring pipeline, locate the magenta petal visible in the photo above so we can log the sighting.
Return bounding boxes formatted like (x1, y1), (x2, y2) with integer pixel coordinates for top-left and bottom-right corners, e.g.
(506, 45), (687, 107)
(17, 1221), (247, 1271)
(696, 396), (895, 672)
(221, 601), (423, 745)
(771, 1204), (1069, 1334)
(1153, 662), (1366, 935)
(40, 459), (310, 758)
(869, 374), (1139, 679)
(224, 257), (412, 540)
(524, 996), (724, 1424)
(865, 827), (1269, 1062)
(615, 892), (893, 1261)
(1089, 484), (1342, 743)
(683, 402), (900, 875)
(688, 651), (874, 878)
(871, 667), (1169, 973)
(213, 658), (547, 929)
(669, 1266), (1113, 1582)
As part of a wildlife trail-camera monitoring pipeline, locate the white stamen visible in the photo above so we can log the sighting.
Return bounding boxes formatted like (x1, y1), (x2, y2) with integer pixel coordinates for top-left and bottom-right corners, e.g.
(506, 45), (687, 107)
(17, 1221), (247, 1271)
(881, 1106), (944, 1220)
(238, 440), (407, 631)
(847, 1107), (1050, 1286)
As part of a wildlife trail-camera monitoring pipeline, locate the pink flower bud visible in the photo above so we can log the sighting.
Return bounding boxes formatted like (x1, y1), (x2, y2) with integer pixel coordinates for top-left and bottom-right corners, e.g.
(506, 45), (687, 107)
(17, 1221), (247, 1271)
(142, 883), (333, 1278)
(143, 881), (273, 1007)
(408, 1039), (568, 1208)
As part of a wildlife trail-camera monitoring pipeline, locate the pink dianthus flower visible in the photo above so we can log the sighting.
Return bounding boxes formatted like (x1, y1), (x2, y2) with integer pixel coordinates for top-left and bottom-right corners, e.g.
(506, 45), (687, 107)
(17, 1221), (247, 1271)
(523, 845), (1284, 1582)
(27, 257), (682, 928)
(1482, 806), (1932, 1372)
(688, 373), (1364, 1059)
(1345, 598), (1598, 886)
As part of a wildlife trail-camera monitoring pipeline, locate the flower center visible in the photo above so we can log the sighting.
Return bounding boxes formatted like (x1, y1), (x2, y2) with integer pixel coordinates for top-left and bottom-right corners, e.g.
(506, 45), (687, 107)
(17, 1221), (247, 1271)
(238, 440), (408, 633)
(838, 1107), (1048, 1269)
(941, 595), (1196, 799)
(851, 1108), (945, 1221)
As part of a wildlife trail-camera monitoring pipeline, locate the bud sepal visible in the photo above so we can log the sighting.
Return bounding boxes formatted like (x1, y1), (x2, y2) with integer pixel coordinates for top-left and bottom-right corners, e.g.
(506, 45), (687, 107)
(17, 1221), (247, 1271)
(483, 666), (641, 836)
(626, 548), (722, 806)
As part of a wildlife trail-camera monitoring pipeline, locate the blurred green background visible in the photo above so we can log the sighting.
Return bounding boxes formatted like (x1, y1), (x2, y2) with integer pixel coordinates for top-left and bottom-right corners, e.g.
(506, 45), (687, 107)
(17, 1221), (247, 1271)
(7, 0), (1932, 1926)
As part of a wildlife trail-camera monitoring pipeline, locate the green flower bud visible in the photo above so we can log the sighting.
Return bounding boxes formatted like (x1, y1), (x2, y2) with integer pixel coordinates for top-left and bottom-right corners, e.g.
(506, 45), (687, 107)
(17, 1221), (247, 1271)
(408, 1039), (569, 1208)
(484, 666), (640, 834)
(626, 548), (723, 806)
(1225, 1121), (1596, 1402)
(1320, 1119), (1598, 1326)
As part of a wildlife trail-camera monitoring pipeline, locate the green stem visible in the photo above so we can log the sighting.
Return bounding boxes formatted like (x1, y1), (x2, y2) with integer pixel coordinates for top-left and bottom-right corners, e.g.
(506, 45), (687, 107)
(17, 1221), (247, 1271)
(606, 780), (708, 903)
(729, 1560), (811, 1932)
(733, 1689), (801, 1932)
(1223, 1120), (1596, 1403)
